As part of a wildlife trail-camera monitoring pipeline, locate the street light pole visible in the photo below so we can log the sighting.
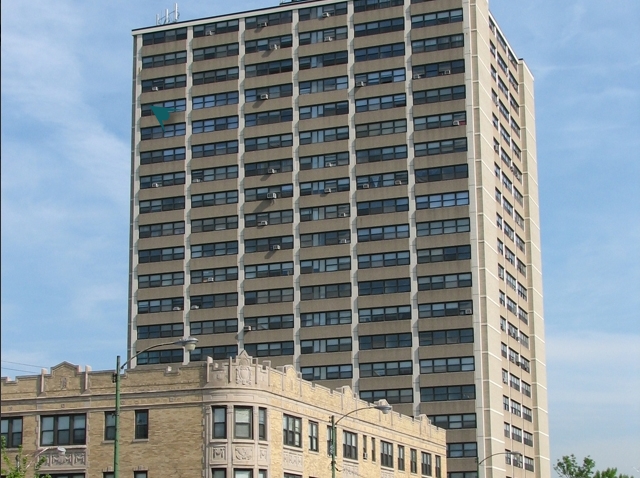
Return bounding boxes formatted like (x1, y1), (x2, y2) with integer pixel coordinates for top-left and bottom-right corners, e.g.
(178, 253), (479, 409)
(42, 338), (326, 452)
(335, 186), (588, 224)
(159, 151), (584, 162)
(112, 337), (197, 478)
(476, 451), (523, 478)
(330, 400), (392, 478)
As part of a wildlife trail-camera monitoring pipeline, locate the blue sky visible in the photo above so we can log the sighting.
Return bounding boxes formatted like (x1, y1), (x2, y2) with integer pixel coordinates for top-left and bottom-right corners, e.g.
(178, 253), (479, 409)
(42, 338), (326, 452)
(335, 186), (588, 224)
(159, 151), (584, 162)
(1, 0), (638, 474)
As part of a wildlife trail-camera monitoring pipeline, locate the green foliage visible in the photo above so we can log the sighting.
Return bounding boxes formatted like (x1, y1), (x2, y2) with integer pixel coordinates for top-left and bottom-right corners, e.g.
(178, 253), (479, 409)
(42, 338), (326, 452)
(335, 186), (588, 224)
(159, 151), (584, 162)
(594, 469), (632, 478)
(1, 437), (51, 478)
(554, 455), (631, 478)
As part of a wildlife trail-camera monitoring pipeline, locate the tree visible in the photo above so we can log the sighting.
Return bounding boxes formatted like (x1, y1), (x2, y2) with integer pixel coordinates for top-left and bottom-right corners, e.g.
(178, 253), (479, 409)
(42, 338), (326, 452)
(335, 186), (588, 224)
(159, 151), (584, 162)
(1, 437), (51, 478)
(554, 455), (596, 478)
(594, 469), (632, 478)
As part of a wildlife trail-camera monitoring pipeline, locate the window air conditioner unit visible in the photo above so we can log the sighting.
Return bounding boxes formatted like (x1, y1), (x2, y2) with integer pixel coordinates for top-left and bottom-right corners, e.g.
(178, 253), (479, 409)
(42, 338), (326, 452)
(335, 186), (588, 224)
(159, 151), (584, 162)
(191, 305), (200, 310)
(258, 220), (269, 226)
(243, 325), (253, 333)
(363, 452), (368, 459)
(394, 180), (403, 185)
(267, 168), (277, 174)
(282, 269), (291, 276)
(339, 212), (348, 217)
(322, 11), (332, 17)
(494, 145), (500, 152)
(271, 244), (281, 250)
(413, 73), (422, 79)
(206, 31), (215, 36)
(206, 277), (216, 282)
(453, 120), (461, 126)
(151, 86), (159, 91)
(270, 44), (279, 50)
(339, 238), (349, 244)
(151, 182), (161, 188)
(193, 178), (202, 183)
(324, 36), (334, 42)
(172, 307), (182, 311)
(356, 81), (366, 87)
(326, 162), (336, 167)
(441, 69), (451, 75)
(360, 183), (369, 189)
(267, 192), (278, 199)
(324, 187), (333, 194)
(260, 93), (269, 100)
(493, 98), (500, 105)
(463, 308), (473, 315)
(258, 22), (268, 27)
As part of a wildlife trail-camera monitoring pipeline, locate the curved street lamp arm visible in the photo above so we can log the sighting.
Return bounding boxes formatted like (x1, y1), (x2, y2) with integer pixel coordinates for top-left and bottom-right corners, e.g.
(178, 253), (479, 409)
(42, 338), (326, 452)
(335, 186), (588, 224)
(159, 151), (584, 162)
(334, 406), (374, 426)
(477, 451), (523, 467)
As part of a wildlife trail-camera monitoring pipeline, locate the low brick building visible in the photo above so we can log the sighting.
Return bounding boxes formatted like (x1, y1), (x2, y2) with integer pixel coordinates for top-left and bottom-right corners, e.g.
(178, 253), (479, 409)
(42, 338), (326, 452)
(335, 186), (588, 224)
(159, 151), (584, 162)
(1, 352), (446, 478)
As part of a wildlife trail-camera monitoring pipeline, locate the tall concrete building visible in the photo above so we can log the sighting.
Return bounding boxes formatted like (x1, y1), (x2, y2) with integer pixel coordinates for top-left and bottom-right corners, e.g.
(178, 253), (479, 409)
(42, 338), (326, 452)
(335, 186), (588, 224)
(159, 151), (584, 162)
(129, 0), (549, 477)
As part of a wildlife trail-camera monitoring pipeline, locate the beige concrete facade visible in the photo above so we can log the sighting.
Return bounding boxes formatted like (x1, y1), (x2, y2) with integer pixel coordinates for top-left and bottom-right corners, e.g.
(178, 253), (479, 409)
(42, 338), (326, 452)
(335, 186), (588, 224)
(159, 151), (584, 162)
(1, 353), (446, 478)
(126, 1), (549, 478)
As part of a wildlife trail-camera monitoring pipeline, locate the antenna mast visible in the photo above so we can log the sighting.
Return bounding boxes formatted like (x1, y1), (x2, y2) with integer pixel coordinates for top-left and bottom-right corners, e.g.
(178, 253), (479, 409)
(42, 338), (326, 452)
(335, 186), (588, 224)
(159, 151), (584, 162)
(156, 3), (179, 25)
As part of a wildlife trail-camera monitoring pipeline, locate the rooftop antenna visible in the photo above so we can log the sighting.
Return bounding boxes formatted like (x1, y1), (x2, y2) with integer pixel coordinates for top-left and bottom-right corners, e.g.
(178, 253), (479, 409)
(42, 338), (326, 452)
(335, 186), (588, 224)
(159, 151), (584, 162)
(156, 3), (179, 25)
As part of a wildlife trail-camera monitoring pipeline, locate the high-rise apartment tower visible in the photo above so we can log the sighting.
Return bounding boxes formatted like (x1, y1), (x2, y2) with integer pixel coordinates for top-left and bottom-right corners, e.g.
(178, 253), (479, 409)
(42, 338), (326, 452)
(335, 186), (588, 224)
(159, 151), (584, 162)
(129, 1), (549, 477)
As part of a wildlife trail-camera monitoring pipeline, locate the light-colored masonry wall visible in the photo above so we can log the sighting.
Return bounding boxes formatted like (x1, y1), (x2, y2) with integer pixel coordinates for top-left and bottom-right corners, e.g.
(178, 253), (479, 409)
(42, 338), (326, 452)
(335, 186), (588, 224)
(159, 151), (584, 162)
(2, 352), (446, 478)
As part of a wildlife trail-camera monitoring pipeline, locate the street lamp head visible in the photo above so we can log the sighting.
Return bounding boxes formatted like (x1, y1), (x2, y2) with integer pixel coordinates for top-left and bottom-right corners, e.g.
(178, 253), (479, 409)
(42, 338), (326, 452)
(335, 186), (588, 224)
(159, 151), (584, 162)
(373, 399), (393, 414)
(174, 337), (198, 351)
(57, 447), (66, 455)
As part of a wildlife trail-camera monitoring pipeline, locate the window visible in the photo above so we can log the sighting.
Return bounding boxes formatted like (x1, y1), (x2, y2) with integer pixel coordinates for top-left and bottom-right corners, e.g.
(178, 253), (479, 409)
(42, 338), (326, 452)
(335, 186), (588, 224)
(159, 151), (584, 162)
(398, 445), (405, 470)
(300, 178), (350, 195)
(299, 2), (347, 20)
(212, 407), (227, 438)
(245, 158), (293, 177)
(355, 18), (404, 37)
(300, 152), (349, 171)
(300, 337), (352, 354)
(142, 27), (187, 45)
(428, 414), (476, 430)
(139, 221), (184, 238)
(358, 251), (410, 269)
(422, 452), (432, 476)
(246, 10), (292, 28)
(244, 341), (294, 357)
(436, 456), (442, 478)
(420, 385), (476, 402)
(343, 431), (358, 459)
(415, 164), (468, 183)
(511, 399), (522, 417)
(300, 257), (350, 274)
(141, 74), (186, 92)
(356, 144), (407, 163)
(301, 310), (352, 327)
(190, 319), (238, 335)
(360, 333), (411, 350)
(140, 123), (185, 140)
(283, 415), (301, 447)
(357, 198), (408, 215)
(355, 68), (405, 87)
(245, 134), (293, 151)
(309, 421), (319, 451)
(245, 59), (293, 78)
(41, 414), (86, 445)
(1, 417), (23, 447)
(418, 300), (472, 318)
(300, 127), (349, 144)
(137, 323), (184, 339)
(356, 119), (406, 137)
(354, 0), (403, 12)
(245, 260), (294, 278)
(193, 43), (239, 61)
(138, 272), (184, 289)
(300, 51), (348, 70)
(139, 196), (185, 214)
(137, 297), (183, 314)
(193, 67), (239, 85)
(299, 76), (348, 95)
(354, 43), (404, 62)
(301, 230), (350, 248)
(245, 184), (293, 202)
(300, 204), (350, 222)
(413, 60), (465, 78)
(246, 34), (292, 53)
(358, 279), (411, 296)
(413, 34), (464, 53)
(140, 147), (185, 164)
(235, 471), (253, 478)
(360, 360), (412, 378)
(137, 349), (183, 364)
(135, 473), (148, 478)
(212, 471), (226, 478)
(138, 246), (184, 266)
(244, 288), (294, 305)
(419, 328), (473, 346)
(523, 406), (533, 422)
(363, 436), (368, 460)
(135, 410), (149, 439)
(417, 218), (470, 237)
(420, 357), (474, 374)
(418, 273), (472, 290)
(234, 407), (252, 439)
(524, 430), (533, 446)
(142, 51), (187, 69)
(415, 111), (466, 130)
(359, 305), (411, 322)
(191, 267), (238, 284)
(245, 236), (294, 253)
(416, 191), (469, 209)
(299, 26), (348, 45)
(245, 83), (292, 103)
(191, 241), (238, 258)
(191, 141), (239, 158)
(411, 9), (463, 28)
(192, 216), (238, 233)
(245, 108), (293, 127)
(525, 456), (535, 472)
(414, 85), (466, 105)
(192, 190), (238, 207)
(300, 101), (349, 120)
(415, 138), (467, 157)
(447, 442), (477, 458)
(302, 365), (353, 380)
(417, 245), (471, 264)
(192, 116), (238, 133)
(381, 441), (394, 467)
(355, 94), (406, 113)
(300, 283), (351, 301)
(190, 346), (238, 361)
(193, 19), (239, 36)
(141, 98), (186, 117)
(190, 293), (238, 309)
